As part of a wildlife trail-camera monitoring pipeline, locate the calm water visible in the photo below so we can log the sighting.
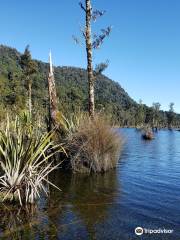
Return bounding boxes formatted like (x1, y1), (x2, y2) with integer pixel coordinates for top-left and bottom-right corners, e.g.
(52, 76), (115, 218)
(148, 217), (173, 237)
(0, 129), (180, 240)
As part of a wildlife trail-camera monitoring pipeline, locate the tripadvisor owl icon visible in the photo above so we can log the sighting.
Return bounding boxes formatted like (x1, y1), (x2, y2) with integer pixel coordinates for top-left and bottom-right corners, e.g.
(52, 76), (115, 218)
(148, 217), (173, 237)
(135, 227), (144, 236)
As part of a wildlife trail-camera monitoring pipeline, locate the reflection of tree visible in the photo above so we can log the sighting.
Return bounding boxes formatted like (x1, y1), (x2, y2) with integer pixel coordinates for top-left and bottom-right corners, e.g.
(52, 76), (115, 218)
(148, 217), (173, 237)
(45, 171), (76, 239)
(45, 170), (120, 239)
(70, 171), (118, 238)
(70, 171), (118, 215)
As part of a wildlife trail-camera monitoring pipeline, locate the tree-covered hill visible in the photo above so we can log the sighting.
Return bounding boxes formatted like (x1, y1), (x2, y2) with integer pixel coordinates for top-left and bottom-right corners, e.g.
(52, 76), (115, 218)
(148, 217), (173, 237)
(0, 45), (137, 121)
(0, 44), (179, 127)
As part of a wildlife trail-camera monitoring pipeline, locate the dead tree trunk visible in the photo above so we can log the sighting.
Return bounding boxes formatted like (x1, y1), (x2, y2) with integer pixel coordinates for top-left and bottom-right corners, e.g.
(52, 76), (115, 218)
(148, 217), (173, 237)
(85, 0), (95, 118)
(78, 0), (111, 117)
(48, 51), (58, 129)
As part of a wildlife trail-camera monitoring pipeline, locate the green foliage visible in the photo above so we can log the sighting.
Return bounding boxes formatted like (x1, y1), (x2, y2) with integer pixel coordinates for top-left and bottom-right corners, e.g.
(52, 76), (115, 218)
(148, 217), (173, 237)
(167, 102), (175, 128)
(135, 99), (145, 127)
(152, 102), (161, 127)
(0, 45), (180, 128)
(55, 111), (86, 137)
(20, 45), (37, 78)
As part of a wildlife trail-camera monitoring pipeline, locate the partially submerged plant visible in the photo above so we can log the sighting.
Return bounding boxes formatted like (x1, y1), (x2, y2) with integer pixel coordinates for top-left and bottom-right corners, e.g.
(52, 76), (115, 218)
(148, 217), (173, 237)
(67, 115), (123, 173)
(0, 118), (65, 205)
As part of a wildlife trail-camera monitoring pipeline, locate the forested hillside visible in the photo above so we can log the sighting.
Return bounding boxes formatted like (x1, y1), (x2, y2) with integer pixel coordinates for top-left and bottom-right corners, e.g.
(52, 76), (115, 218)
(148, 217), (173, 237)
(0, 45), (179, 127)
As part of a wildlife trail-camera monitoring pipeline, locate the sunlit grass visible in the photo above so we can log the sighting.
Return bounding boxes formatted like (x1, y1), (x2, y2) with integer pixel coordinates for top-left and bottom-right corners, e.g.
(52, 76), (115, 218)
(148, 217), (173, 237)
(67, 114), (123, 173)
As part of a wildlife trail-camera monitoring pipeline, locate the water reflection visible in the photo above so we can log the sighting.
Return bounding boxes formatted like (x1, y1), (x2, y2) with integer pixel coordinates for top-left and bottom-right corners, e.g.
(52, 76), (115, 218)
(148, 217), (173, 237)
(47, 170), (119, 239)
(1, 129), (180, 239)
(0, 204), (40, 239)
(0, 168), (119, 239)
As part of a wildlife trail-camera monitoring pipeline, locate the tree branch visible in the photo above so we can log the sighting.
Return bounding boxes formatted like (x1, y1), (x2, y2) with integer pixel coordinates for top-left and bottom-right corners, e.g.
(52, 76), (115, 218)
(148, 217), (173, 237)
(92, 9), (106, 22)
(92, 26), (112, 49)
(79, 1), (86, 12)
(72, 35), (83, 46)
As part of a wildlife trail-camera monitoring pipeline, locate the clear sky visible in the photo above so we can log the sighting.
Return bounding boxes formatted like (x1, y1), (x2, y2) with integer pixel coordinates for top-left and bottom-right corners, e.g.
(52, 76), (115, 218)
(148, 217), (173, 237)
(0, 0), (180, 113)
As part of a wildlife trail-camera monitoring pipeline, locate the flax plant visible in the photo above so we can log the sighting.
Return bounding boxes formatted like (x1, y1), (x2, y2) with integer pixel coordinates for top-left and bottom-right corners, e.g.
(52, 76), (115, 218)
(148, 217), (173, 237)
(0, 117), (65, 205)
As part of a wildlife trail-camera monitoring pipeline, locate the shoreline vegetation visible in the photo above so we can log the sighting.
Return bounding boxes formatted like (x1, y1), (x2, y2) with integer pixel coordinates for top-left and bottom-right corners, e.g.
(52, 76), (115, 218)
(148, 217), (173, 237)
(0, 112), (123, 205)
(0, 0), (179, 208)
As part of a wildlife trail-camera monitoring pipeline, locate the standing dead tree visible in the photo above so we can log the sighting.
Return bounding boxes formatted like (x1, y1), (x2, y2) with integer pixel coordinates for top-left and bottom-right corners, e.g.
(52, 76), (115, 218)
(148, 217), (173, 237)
(47, 51), (58, 129)
(74, 0), (112, 118)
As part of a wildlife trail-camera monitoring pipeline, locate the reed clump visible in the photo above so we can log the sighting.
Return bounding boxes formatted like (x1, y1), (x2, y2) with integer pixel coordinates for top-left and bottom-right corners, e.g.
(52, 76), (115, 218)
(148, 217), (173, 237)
(67, 114), (123, 173)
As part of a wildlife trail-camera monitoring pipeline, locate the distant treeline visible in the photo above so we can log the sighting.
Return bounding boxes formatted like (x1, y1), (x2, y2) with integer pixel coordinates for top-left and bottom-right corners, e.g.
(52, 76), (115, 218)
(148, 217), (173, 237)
(0, 45), (179, 128)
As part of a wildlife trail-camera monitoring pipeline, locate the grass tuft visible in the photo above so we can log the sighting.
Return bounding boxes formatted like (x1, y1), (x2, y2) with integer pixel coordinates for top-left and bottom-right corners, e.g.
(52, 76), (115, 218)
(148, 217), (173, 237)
(67, 114), (123, 173)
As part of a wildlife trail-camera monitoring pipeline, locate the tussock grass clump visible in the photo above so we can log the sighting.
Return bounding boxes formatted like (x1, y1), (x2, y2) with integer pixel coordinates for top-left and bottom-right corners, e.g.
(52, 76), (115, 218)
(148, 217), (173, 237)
(68, 115), (123, 173)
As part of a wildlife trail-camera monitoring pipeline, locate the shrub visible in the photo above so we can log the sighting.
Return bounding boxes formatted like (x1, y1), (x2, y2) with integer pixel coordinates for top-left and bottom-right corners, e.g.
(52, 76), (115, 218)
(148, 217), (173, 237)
(67, 115), (123, 173)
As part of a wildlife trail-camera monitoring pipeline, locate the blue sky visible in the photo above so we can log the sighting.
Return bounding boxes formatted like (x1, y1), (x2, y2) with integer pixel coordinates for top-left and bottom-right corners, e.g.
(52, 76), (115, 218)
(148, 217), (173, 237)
(0, 0), (180, 112)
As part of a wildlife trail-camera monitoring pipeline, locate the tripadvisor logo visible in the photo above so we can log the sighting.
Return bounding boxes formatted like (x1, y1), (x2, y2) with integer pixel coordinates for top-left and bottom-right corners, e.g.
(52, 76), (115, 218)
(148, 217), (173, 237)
(135, 226), (174, 236)
(135, 227), (143, 236)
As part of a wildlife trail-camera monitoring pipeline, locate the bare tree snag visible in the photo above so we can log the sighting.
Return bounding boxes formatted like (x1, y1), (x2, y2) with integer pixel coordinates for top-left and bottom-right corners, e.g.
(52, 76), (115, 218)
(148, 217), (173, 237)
(48, 51), (58, 127)
(85, 0), (95, 118)
(77, 0), (111, 118)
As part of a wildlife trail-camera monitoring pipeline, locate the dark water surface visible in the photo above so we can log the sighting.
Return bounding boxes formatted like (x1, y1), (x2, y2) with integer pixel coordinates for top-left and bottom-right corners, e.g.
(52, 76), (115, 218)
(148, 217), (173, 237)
(0, 129), (180, 239)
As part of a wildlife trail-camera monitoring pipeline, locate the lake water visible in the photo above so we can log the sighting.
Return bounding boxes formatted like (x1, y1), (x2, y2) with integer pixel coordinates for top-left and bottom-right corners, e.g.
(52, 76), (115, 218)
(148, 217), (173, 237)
(0, 128), (180, 239)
